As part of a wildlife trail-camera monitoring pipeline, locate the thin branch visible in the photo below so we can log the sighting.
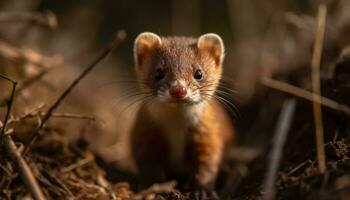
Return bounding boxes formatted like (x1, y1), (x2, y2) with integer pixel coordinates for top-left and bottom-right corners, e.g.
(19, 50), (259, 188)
(0, 74), (17, 83)
(3, 134), (46, 200)
(0, 69), (52, 107)
(0, 40), (63, 69)
(284, 12), (314, 30)
(311, 4), (327, 173)
(49, 113), (95, 121)
(133, 181), (177, 199)
(260, 77), (350, 116)
(0, 11), (58, 29)
(60, 156), (94, 173)
(0, 75), (44, 199)
(9, 112), (95, 124)
(7, 104), (46, 124)
(263, 99), (296, 200)
(287, 160), (309, 176)
(0, 74), (17, 145)
(23, 30), (126, 155)
(7, 104), (95, 124)
(16, 68), (52, 95)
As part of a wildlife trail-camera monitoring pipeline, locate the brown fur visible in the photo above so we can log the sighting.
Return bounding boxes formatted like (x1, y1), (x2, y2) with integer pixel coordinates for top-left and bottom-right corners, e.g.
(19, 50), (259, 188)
(131, 33), (235, 189)
(131, 100), (233, 188)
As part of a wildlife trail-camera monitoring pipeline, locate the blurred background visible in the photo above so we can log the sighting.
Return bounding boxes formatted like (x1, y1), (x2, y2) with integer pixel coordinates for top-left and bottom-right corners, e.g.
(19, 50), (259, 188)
(1, 0), (350, 199)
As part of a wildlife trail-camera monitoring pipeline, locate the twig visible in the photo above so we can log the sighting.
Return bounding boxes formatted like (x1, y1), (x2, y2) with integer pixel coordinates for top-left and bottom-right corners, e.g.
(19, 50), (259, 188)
(0, 74), (17, 83)
(0, 40), (62, 69)
(0, 69), (52, 107)
(60, 156), (94, 173)
(23, 30), (126, 155)
(0, 11), (57, 29)
(263, 99), (296, 200)
(7, 104), (46, 124)
(284, 12), (314, 30)
(0, 74), (45, 199)
(16, 68), (52, 95)
(287, 160), (309, 176)
(49, 113), (95, 121)
(133, 181), (177, 199)
(260, 77), (350, 116)
(40, 169), (74, 198)
(0, 74), (17, 145)
(3, 134), (46, 200)
(9, 112), (95, 124)
(0, 41), (62, 106)
(0, 160), (12, 176)
(311, 4), (327, 173)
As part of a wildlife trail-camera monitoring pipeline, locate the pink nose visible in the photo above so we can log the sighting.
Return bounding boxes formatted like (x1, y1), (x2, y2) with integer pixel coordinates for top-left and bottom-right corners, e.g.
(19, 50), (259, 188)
(169, 86), (187, 99)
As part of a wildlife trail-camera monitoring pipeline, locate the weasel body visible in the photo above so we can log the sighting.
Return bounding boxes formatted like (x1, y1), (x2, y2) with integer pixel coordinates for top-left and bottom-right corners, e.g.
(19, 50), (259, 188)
(131, 32), (234, 189)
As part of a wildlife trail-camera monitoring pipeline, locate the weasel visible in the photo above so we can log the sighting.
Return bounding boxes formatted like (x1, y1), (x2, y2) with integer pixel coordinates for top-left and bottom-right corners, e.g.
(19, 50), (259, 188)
(131, 32), (235, 190)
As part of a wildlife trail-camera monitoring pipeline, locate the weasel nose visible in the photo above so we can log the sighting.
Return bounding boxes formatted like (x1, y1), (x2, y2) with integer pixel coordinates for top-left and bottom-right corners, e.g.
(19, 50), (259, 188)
(169, 86), (187, 99)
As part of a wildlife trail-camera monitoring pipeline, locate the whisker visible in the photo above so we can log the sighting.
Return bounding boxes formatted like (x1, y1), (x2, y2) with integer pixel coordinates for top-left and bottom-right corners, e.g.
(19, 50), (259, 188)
(112, 90), (154, 109)
(123, 91), (154, 100)
(200, 89), (236, 99)
(217, 86), (238, 94)
(143, 96), (157, 108)
(201, 93), (241, 119)
(196, 83), (218, 90)
(215, 90), (234, 97)
(215, 94), (241, 119)
(116, 94), (155, 120)
(96, 79), (151, 89)
(195, 81), (238, 97)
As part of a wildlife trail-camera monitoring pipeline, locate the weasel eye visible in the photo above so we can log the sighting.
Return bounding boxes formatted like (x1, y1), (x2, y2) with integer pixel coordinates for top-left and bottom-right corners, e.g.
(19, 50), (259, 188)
(194, 69), (203, 80)
(154, 68), (165, 81)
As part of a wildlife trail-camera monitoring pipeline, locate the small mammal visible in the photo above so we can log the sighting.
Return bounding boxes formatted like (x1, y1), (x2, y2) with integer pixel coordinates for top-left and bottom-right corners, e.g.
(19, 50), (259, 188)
(131, 32), (235, 190)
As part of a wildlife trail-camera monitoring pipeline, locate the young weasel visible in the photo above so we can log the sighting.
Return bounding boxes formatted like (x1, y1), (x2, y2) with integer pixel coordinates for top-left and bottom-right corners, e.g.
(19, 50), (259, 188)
(131, 32), (235, 189)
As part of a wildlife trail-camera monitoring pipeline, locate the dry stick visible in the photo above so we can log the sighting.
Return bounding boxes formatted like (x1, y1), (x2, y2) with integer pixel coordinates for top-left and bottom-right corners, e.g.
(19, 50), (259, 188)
(0, 40), (62, 69)
(16, 68), (52, 95)
(134, 181), (177, 198)
(7, 104), (46, 124)
(0, 68), (52, 107)
(0, 74), (45, 199)
(7, 103), (94, 124)
(0, 11), (58, 29)
(3, 134), (46, 200)
(311, 5), (327, 173)
(287, 160), (309, 176)
(260, 77), (350, 116)
(48, 113), (95, 121)
(263, 99), (296, 200)
(60, 156), (94, 173)
(0, 74), (17, 145)
(23, 30), (126, 155)
(9, 112), (95, 125)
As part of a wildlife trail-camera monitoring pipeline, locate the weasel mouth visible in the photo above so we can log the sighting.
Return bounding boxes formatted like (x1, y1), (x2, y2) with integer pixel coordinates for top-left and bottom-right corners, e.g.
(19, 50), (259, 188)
(169, 98), (189, 103)
(168, 97), (200, 105)
(156, 89), (201, 105)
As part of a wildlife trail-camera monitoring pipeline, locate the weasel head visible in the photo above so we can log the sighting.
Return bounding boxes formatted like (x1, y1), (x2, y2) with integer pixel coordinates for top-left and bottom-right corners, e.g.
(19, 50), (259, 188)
(133, 32), (225, 107)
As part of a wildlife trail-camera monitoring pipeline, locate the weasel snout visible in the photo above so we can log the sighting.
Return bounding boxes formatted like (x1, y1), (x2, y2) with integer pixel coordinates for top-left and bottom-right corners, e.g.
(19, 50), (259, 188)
(169, 85), (187, 99)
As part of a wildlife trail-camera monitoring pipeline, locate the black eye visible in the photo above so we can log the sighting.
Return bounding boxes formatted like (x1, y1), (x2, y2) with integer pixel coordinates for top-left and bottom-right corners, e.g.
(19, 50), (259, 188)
(154, 68), (165, 81)
(194, 69), (203, 80)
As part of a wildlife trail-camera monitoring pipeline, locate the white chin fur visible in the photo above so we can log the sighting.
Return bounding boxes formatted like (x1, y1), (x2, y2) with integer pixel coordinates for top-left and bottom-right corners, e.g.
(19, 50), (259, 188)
(147, 95), (206, 127)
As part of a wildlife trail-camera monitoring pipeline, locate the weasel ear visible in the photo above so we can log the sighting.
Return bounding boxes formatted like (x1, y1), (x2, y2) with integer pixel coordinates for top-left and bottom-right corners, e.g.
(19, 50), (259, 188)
(197, 33), (225, 66)
(134, 32), (162, 67)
